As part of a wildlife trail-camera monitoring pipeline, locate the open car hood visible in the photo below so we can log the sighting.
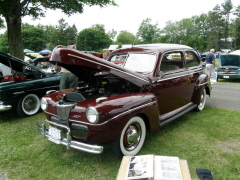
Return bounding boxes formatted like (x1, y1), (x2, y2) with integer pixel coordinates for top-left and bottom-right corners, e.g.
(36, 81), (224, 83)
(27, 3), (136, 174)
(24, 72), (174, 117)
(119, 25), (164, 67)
(220, 54), (240, 67)
(0, 51), (47, 75)
(50, 46), (150, 87)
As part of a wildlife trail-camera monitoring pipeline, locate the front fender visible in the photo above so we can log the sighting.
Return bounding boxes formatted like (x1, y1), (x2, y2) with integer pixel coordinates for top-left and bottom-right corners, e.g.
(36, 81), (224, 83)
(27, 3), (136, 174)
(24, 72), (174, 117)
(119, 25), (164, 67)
(85, 93), (159, 143)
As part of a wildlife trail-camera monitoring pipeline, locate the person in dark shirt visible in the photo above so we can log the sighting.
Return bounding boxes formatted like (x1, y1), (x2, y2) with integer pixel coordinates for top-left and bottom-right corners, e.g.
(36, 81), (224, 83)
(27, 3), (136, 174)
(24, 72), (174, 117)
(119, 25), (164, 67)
(205, 49), (215, 83)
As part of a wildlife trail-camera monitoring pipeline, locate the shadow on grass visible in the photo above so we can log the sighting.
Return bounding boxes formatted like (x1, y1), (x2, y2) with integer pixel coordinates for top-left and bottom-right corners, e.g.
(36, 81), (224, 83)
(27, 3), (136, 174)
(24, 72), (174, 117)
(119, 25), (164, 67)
(0, 109), (22, 122)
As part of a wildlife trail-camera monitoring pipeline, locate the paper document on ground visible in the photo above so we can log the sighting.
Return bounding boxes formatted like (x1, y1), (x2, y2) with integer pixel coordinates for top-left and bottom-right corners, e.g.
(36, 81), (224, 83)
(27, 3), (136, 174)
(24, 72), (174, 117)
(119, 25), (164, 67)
(154, 156), (183, 180)
(126, 155), (154, 179)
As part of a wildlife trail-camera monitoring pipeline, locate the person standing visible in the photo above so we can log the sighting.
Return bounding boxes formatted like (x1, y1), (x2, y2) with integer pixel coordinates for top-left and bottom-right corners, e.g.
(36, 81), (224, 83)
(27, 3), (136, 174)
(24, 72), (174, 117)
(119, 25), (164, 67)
(53, 45), (79, 90)
(205, 49), (215, 83)
(54, 63), (78, 90)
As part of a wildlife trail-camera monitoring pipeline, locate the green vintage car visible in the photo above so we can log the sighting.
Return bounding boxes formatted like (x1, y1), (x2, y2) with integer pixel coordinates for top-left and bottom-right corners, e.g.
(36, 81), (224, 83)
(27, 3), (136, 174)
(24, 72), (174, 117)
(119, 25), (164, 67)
(0, 52), (61, 117)
(216, 52), (240, 81)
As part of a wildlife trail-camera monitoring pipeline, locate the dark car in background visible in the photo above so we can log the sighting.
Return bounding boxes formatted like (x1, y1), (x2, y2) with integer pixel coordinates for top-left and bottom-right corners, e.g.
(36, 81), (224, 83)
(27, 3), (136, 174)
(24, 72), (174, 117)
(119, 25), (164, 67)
(37, 44), (211, 157)
(216, 52), (240, 81)
(0, 52), (61, 117)
(30, 56), (54, 72)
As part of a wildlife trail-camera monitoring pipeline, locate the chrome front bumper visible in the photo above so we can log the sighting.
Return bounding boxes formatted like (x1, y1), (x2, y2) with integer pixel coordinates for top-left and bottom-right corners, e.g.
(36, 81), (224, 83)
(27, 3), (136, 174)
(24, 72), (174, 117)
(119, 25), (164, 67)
(0, 103), (12, 111)
(36, 120), (104, 154)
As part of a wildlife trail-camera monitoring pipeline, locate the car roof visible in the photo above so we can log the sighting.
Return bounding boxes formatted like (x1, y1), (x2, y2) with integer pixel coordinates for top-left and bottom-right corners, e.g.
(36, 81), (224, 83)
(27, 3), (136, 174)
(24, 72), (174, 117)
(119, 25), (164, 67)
(111, 43), (194, 54)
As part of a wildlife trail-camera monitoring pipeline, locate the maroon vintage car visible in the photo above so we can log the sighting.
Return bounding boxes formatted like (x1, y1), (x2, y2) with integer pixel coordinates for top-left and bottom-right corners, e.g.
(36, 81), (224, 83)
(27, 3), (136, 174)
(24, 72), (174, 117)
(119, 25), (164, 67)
(37, 44), (211, 157)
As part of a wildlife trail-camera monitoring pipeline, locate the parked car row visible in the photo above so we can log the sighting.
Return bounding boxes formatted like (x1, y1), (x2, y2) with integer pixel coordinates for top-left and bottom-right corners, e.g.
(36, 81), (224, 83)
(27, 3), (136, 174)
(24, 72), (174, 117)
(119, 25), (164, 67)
(216, 51), (240, 81)
(0, 52), (61, 116)
(200, 50), (240, 81)
(0, 52), (86, 117)
(36, 44), (211, 157)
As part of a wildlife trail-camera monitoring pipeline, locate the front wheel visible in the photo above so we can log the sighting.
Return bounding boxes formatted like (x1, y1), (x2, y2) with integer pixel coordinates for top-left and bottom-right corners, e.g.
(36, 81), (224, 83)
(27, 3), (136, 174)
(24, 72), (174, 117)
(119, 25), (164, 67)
(16, 94), (40, 117)
(196, 89), (206, 111)
(111, 116), (146, 158)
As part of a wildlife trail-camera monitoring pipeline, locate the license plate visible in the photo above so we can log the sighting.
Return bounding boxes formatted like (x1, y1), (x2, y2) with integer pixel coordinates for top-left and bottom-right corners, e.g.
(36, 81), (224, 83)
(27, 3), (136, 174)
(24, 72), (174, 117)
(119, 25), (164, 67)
(223, 76), (229, 78)
(48, 126), (61, 143)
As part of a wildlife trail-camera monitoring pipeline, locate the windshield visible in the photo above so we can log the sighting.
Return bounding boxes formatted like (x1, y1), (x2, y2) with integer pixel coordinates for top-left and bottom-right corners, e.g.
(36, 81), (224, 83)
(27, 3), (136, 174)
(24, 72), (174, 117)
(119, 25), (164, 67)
(124, 53), (156, 73)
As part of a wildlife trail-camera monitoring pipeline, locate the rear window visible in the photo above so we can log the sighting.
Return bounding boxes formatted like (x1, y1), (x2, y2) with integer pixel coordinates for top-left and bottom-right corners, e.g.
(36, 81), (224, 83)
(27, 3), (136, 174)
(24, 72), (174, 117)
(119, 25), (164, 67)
(185, 51), (200, 68)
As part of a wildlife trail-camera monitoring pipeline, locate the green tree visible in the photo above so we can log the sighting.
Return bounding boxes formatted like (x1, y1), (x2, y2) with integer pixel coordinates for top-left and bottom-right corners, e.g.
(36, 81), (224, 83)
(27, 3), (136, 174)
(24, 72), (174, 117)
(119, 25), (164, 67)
(177, 18), (195, 44)
(137, 18), (161, 43)
(0, 0), (116, 60)
(221, 0), (233, 48)
(76, 27), (112, 51)
(39, 24), (57, 50)
(157, 34), (171, 43)
(92, 24), (105, 32)
(107, 29), (117, 40)
(0, 17), (4, 29)
(186, 37), (206, 51)
(116, 30), (136, 44)
(233, 5), (240, 48)
(207, 4), (224, 51)
(22, 23), (46, 52)
(0, 31), (8, 53)
(162, 20), (179, 43)
(49, 18), (78, 49)
(191, 14), (209, 51)
(65, 24), (78, 46)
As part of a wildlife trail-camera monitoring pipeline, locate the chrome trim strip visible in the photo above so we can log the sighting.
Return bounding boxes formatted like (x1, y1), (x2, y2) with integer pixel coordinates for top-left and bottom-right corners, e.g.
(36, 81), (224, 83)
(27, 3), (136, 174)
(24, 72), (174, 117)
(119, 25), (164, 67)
(217, 73), (240, 76)
(157, 69), (202, 82)
(108, 101), (157, 121)
(96, 97), (108, 103)
(0, 104), (12, 111)
(69, 101), (157, 126)
(13, 91), (25, 95)
(68, 54), (149, 83)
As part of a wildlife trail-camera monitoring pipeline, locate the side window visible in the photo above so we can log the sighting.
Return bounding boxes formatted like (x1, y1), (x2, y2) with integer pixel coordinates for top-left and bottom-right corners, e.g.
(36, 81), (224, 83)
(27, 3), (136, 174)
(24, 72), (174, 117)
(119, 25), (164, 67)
(160, 52), (184, 72)
(185, 51), (200, 68)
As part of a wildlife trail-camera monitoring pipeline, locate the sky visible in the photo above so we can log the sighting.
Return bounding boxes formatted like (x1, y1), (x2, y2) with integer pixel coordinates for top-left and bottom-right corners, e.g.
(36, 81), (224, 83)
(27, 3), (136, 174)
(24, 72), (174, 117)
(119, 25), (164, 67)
(1, 0), (240, 36)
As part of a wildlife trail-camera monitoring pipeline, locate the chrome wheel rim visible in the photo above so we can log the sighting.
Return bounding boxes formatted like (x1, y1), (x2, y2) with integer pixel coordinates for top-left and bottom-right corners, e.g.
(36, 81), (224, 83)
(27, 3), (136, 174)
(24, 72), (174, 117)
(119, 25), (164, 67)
(22, 94), (40, 114)
(123, 122), (142, 151)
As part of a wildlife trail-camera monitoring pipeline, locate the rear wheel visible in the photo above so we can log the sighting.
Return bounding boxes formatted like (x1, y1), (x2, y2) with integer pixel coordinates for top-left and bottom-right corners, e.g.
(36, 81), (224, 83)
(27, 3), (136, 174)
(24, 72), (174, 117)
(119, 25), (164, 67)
(16, 94), (40, 117)
(112, 116), (146, 158)
(196, 89), (206, 111)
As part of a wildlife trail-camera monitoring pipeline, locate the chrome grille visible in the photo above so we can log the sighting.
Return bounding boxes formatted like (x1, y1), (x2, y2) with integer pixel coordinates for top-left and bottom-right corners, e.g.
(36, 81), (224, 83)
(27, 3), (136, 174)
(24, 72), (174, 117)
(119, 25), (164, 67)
(56, 102), (76, 121)
(218, 68), (237, 73)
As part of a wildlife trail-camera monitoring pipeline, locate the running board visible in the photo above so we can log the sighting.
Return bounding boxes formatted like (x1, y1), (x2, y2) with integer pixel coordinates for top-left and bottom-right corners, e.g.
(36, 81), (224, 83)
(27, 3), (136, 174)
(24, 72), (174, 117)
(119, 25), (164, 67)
(160, 104), (197, 127)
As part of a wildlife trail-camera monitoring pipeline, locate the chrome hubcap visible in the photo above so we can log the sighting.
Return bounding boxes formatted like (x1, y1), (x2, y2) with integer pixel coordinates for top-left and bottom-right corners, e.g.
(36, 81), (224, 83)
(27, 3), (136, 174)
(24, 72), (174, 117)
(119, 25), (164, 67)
(123, 123), (141, 151)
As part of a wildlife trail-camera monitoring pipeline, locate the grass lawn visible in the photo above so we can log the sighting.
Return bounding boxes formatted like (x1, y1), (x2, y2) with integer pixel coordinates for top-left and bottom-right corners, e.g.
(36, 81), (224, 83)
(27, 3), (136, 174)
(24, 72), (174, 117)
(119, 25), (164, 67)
(1, 105), (240, 180)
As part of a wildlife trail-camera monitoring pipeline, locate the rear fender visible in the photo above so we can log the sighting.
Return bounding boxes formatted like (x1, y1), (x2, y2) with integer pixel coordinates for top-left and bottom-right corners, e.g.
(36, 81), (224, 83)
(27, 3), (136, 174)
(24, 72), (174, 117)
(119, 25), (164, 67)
(191, 74), (210, 105)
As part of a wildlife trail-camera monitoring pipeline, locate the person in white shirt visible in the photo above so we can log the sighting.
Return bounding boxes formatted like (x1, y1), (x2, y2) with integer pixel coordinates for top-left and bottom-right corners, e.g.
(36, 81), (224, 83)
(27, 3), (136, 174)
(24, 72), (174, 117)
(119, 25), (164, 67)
(0, 63), (12, 76)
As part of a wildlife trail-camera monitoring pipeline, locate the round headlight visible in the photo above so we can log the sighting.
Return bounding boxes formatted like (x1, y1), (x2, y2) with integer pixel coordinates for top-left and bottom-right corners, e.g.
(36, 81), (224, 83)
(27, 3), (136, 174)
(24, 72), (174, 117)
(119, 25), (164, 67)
(86, 107), (99, 123)
(41, 98), (48, 111)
